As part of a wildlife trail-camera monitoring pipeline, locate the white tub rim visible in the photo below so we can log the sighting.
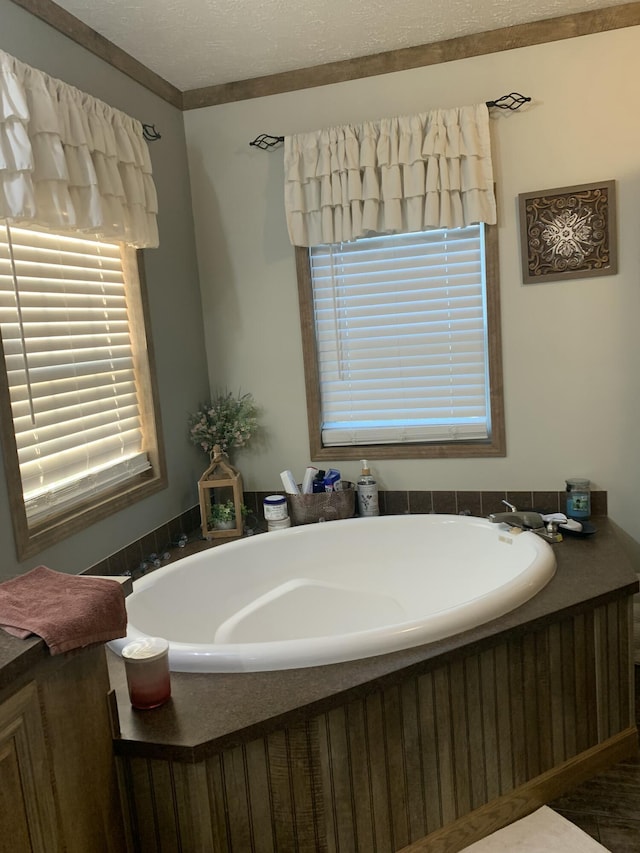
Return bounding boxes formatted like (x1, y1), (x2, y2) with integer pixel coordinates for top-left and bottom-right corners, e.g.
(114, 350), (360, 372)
(109, 515), (556, 672)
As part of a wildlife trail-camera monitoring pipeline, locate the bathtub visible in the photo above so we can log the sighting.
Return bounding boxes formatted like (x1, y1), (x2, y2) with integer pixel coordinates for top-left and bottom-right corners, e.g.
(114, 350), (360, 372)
(109, 514), (556, 672)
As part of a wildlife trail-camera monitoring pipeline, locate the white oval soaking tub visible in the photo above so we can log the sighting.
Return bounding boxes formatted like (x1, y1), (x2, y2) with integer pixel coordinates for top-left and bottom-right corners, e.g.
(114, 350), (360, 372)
(109, 514), (556, 672)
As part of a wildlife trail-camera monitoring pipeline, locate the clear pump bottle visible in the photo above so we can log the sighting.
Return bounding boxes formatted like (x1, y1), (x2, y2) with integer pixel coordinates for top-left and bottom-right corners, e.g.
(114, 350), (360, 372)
(357, 460), (379, 517)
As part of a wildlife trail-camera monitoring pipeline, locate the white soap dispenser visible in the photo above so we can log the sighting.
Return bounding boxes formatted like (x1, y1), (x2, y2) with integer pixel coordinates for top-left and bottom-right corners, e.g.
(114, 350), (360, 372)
(357, 460), (379, 517)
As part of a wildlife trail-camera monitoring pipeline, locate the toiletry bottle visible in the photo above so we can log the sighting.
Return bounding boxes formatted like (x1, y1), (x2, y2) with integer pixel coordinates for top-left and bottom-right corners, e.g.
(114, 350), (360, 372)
(323, 468), (342, 492)
(312, 470), (326, 493)
(302, 466), (319, 494)
(280, 470), (300, 495)
(357, 460), (379, 517)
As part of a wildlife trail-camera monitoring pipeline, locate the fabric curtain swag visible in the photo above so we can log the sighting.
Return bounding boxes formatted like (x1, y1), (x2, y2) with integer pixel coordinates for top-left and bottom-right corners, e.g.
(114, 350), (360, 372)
(284, 103), (496, 248)
(0, 48), (158, 248)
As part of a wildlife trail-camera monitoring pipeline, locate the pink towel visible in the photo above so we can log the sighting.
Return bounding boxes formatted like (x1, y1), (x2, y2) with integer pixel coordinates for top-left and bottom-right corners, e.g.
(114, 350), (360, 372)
(0, 566), (127, 655)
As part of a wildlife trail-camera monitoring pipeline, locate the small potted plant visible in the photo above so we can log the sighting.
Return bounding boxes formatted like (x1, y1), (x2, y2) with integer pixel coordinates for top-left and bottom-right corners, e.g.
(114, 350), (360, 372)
(190, 391), (258, 540)
(208, 499), (247, 532)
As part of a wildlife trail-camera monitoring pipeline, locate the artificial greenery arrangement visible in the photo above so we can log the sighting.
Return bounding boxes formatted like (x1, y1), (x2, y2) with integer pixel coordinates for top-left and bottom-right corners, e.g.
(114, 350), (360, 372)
(208, 499), (248, 529)
(189, 390), (258, 456)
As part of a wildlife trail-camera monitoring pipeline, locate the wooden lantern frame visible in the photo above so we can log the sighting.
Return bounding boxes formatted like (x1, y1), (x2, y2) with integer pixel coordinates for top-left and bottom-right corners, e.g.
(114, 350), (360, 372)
(197, 445), (244, 540)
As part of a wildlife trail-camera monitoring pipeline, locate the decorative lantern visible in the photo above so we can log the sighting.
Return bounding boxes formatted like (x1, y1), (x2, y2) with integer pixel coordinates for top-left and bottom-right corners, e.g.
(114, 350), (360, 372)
(197, 445), (244, 540)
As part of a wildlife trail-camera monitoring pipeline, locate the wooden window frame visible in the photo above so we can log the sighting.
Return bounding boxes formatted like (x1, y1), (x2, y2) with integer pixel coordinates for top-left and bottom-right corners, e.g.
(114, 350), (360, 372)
(0, 247), (167, 560)
(295, 223), (506, 461)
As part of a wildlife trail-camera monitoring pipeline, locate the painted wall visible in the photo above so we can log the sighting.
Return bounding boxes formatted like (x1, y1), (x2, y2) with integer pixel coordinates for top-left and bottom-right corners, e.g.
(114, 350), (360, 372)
(184, 26), (640, 545)
(0, 0), (210, 578)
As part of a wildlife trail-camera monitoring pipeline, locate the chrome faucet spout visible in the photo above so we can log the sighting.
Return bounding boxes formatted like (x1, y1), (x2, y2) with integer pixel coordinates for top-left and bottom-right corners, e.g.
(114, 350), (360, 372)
(488, 510), (545, 530)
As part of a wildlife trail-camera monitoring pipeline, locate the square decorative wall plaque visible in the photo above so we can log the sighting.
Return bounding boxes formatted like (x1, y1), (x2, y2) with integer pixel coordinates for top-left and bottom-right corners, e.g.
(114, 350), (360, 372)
(518, 180), (617, 283)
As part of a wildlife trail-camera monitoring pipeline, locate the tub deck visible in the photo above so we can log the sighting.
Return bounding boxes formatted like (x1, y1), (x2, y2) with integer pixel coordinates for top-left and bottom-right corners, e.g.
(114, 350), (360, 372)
(108, 517), (638, 853)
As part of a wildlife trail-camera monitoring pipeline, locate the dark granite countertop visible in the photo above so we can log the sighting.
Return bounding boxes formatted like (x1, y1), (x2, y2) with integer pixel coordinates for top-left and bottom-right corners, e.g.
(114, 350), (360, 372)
(0, 519), (636, 762)
(0, 631), (49, 695)
(104, 517), (638, 762)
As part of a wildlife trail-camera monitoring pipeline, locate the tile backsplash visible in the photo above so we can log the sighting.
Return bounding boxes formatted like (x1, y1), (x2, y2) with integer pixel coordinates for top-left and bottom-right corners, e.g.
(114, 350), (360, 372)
(86, 489), (607, 580)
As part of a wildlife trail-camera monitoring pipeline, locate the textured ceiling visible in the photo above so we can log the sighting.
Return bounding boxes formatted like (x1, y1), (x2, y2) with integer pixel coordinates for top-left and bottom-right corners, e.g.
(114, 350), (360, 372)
(52, 0), (627, 91)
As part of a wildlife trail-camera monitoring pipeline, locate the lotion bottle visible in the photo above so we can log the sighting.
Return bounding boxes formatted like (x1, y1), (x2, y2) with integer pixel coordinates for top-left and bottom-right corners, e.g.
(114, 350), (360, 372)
(357, 460), (379, 517)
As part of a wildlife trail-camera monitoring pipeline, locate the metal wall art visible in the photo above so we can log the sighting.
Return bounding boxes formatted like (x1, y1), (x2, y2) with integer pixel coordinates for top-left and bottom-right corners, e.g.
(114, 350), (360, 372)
(518, 180), (617, 283)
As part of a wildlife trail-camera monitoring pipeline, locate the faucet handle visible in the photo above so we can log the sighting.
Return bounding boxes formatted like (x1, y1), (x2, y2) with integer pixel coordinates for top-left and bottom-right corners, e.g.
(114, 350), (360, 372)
(502, 499), (517, 512)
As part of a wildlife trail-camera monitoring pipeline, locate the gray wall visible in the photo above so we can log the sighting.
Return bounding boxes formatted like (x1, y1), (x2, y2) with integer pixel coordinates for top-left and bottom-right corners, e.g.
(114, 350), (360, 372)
(184, 26), (640, 549)
(0, 0), (210, 578)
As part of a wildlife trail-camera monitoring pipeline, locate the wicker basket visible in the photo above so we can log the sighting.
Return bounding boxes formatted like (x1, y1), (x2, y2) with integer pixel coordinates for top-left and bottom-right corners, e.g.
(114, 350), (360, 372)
(288, 486), (355, 525)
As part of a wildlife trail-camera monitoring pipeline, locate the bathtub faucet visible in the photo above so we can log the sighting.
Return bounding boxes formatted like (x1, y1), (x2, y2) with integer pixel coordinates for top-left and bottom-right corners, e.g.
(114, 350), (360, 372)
(489, 499), (544, 530)
(489, 501), (562, 542)
(488, 510), (545, 530)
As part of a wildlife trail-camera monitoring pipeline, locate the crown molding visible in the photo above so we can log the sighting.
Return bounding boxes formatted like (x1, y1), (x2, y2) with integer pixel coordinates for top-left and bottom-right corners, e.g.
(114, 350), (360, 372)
(9, 0), (640, 111)
(182, 2), (640, 109)
(8, 0), (183, 108)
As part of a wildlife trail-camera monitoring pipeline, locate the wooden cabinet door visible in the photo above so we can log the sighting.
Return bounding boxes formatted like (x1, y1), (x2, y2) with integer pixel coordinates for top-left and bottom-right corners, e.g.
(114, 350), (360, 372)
(0, 683), (61, 853)
(0, 736), (33, 853)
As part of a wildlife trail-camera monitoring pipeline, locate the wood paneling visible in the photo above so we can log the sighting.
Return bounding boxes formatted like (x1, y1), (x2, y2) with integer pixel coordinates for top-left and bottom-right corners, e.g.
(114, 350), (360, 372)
(0, 650), (127, 853)
(119, 596), (637, 852)
(38, 646), (127, 853)
(399, 728), (638, 853)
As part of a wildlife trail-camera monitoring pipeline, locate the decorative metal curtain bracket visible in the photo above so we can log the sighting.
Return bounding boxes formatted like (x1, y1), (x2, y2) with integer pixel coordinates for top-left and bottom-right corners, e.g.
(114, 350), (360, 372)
(249, 92), (531, 149)
(142, 123), (162, 141)
(484, 92), (531, 111)
(250, 133), (285, 150)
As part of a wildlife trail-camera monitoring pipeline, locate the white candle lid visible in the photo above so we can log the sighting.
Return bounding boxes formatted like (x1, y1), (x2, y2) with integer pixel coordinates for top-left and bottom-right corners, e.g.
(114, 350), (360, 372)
(122, 637), (169, 661)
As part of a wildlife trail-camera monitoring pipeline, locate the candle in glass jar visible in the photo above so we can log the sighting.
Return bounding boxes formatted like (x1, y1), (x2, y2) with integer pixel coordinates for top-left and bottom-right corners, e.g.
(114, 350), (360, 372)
(122, 637), (171, 709)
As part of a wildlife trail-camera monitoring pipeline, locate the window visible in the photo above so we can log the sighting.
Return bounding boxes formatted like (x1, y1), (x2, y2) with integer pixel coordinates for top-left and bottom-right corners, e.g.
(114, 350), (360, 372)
(0, 224), (166, 559)
(296, 224), (505, 460)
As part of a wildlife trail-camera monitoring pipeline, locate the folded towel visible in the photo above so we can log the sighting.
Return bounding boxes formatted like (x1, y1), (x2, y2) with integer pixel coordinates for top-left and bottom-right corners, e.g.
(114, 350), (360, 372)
(0, 566), (127, 655)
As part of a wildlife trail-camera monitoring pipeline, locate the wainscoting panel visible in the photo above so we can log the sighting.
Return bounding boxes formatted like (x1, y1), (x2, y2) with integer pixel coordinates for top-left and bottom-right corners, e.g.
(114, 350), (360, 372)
(118, 597), (635, 853)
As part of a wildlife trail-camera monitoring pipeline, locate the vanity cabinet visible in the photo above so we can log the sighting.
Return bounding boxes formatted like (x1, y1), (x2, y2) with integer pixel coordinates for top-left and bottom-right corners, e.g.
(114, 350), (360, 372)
(0, 643), (127, 853)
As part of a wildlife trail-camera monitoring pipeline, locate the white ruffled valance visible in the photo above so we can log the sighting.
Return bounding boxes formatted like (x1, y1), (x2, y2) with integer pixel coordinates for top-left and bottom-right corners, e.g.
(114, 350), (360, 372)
(284, 103), (496, 247)
(0, 49), (158, 248)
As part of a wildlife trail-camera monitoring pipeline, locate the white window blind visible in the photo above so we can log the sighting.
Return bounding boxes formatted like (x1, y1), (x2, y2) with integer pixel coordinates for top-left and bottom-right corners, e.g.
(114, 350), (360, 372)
(0, 224), (150, 523)
(309, 225), (491, 447)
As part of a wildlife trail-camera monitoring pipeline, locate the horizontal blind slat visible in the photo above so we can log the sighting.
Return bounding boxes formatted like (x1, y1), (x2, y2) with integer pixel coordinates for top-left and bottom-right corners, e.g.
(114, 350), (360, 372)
(24, 452), (150, 521)
(0, 222), (149, 514)
(7, 371), (137, 405)
(321, 423), (487, 445)
(13, 392), (140, 429)
(2, 333), (132, 355)
(6, 356), (135, 385)
(17, 415), (142, 461)
(310, 224), (490, 445)
(21, 432), (144, 496)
